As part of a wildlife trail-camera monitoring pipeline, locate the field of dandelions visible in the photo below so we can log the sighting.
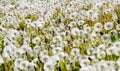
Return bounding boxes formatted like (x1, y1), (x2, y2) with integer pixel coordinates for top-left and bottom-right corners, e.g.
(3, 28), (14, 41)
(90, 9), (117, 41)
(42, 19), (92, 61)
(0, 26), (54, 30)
(0, 0), (120, 71)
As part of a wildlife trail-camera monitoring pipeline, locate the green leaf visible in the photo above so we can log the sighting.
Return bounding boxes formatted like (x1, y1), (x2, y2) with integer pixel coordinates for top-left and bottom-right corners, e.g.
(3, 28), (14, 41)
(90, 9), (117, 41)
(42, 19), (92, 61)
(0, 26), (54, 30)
(45, 37), (50, 43)
(110, 35), (116, 42)
(0, 65), (4, 71)
(25, 14), (38, 22)
(55, 16), (61, 24)
(118, 33), (120, 40)
(72, 68), (79, 71)
(19, 20), (26, 30)
(59, 60), (68, 71)
(31, 15), (39, 22)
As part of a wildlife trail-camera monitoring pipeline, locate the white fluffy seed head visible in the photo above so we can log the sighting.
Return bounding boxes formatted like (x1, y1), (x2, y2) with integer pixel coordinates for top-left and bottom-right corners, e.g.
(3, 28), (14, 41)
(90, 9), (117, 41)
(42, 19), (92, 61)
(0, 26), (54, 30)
(44, 61), (54, 71)
(106, 47), (115, 55)
(40, 55), (50, 63)
(0, 56), (4, 65)
(116, 24), (120, 30)
(71, 27), (80, 36)
(71, 48), (80, 56)
(52, 47), (63, 55)
(94, 22), (103, 31)
(101, 34), (110, 43)
(104, 22), (113, 30)
(80, 59), (90, 67)
(97, 44), (106, 52)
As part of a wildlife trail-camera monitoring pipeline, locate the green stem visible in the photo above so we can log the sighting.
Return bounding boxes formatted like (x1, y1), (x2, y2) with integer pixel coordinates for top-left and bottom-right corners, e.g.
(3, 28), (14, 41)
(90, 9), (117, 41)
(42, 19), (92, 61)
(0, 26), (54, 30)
(4, 62), (8, 71)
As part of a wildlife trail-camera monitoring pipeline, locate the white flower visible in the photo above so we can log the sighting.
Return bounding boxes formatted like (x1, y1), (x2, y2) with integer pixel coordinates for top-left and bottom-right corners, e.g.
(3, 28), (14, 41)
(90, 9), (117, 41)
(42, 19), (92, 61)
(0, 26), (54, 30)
(79, 30), (84, 36)
(113, 41), (120, 48)
(97, 60), (108, 71)
(97, 51), (106, 59)
(114, 48), (120, 56)
(80, 66), (96, 71)
(60, 41), (68, 47)
(3, 45), (12, 54)
(87, 47), (94, 55)
(66, 64), (71, 70)
(26, 47), (34, 57)
(27, 62), (36, 71)
(88, 56), (97, 63)
(91, 13), (99, 21)
(83, 24), (89, 29)
(104, 9), (112, 14)
(59, 32), (66, 40)
(23, 37), (30, 45)
(0, 56), (4, 65)
(94, 22), (103, 31)
(118, 68), (120, 71)
(69, 12), (78, 19)
(106, 47), (115, 55)
(104, 22), (113, 30)
(44, 61), (54, 71)
(80, 59), (90, 67)
(80, 66), (90, 71)
(84, 26), (91, 33)
(39, 50), (48, 57)
(71, 48), (80, 56)
(57, 52), (67, 60)
(82, 31), (89, 38)
(117, 58), (120, 67)
(52, 47), (63, 55)
(36, 21), (45, 29)
(3, 37), (11, 46)
(97, 44), (106, 52)
(19, 60), (29, 70)
(77, 20), (85, 26)
(32, 36), (40, 44)
(14, 58), (24, 66)
(52, 35), (62, 43)
(93, 2), (103, 9)
(33, 45), (40, 52)
(86, 9), (93, 17)
(69, 55), (75, 63)
(92, 29), (101, 35)
(68, 21), (77, 28)
(110, 30), (117, 36)
(116, 24), (120, 30)
(40, 55), (50, 63)
(101, 34), (110, 43)
(21, 44), (33, 56)
(32, 58), (39, 63)
(92, 50), (98, 57)
(15, 48), (24, 57)
(13, 66), (20, 71)
(0, 25), (7, 32)
(71, 27), (80, 36)
(51, 55), (60, 61)
(1, 0), (120, 70)
(107, 65), (116, 71)
(90, 33), (98, 42)
(72, 40), (80, 47)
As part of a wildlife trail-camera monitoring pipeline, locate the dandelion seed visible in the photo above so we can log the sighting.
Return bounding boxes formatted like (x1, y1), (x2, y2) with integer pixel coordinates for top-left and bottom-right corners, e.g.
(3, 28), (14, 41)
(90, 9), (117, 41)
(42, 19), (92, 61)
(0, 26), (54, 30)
(71, 48), (80, 56)
(80, 59), (90, 67)
(116, 24), (120, 30)
(0, 56), (4, 65)
(104, 22), (113, 30)
(44, 61), (54, 71)
(106, 47), (115, 55)
(101, 34), (110, 43)
(94, 22), (103, 31)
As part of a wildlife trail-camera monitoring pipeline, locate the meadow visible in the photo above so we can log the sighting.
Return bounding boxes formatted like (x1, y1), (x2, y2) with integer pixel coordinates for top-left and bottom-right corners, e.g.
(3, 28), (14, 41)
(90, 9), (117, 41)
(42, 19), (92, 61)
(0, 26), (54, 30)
(0, 0), (120, 71)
